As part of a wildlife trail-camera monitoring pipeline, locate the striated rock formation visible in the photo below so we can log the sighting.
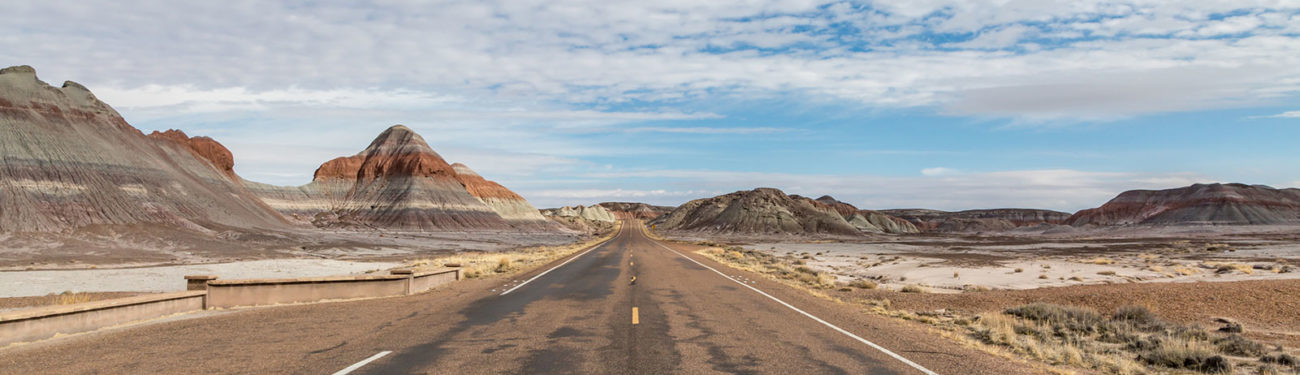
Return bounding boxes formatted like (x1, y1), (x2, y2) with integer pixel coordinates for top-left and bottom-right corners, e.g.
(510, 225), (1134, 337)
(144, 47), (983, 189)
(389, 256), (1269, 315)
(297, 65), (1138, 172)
(597, 202), (674, 220)
(806, 196), (918, 234)
(1066, 183), (1300, 226)
(247, 125), (555, 231)
(540, 204), (616, 234)
(0, 65), (291, 233)
(880, 208), (1071, 233)
(650, 188), (915, 235)
(451, 163), (551, 225)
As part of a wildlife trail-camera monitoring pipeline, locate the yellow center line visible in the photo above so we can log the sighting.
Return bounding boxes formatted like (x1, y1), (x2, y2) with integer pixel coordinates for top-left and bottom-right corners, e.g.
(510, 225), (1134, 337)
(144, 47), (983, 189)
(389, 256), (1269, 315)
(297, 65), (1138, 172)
(632, 307), (639, 325)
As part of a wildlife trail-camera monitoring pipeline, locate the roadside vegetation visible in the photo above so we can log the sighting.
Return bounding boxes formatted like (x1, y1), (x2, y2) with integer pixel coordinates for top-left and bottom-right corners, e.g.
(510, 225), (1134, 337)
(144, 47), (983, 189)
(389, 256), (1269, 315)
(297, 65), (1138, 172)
(404, 222), (621, 279)
(695, 244), (1298, 375)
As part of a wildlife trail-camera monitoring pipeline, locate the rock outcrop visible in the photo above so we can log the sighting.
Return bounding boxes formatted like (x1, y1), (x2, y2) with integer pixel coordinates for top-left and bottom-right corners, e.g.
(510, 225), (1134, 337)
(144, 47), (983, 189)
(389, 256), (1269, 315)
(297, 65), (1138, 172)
(880, 208), (1071, 233)
(650, 188), (915, 235)
(0, 65), (291, 233)
(540, 205), (617, 234)
(597, 202), (674, 220)
(806, 196), (918, 234)
(1066, 183), (1300, 226)
(247, 125), (555, 231)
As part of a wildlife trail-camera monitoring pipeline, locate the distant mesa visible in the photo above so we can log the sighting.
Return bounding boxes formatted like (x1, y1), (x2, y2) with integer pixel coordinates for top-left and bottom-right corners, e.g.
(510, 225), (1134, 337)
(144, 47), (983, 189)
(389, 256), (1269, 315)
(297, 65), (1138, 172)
(880, 208), (1071, 233)
(597, 202), (674, 220)
(649, 188), (916, 236)
(1067, 183), (1300, 226)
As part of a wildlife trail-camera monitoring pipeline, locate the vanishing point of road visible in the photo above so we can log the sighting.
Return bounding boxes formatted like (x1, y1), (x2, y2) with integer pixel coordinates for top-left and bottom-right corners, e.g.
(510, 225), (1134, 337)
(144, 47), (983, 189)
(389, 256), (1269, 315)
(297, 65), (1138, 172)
(0, 221), (1042, 374)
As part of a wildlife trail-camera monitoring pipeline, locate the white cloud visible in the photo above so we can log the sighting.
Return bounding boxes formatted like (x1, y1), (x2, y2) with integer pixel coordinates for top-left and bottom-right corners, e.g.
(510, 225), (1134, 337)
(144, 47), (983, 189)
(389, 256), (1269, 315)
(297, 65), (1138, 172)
(1260, 110), (1300, 118)
(5, 1), (1298, 122)
(921, 167), (958, 176)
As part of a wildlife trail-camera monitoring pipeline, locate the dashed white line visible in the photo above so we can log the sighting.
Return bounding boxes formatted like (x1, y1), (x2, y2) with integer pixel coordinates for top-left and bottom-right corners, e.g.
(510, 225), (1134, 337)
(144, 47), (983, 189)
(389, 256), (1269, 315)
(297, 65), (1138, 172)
(331, 351), (391, 375)
(499, 225), (622, 296)
(649, 239), (941, 375)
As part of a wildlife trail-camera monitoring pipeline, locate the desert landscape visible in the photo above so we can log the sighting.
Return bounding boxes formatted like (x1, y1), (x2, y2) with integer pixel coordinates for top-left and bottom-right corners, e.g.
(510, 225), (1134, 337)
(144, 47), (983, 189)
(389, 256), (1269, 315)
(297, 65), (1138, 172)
(3, 2), (1300, 374)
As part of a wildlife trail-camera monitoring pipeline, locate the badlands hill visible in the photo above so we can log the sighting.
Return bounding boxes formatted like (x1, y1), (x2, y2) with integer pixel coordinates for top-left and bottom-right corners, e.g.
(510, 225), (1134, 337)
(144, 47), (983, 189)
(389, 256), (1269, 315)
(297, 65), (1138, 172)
(650, 188), (916, 235)
(541, 205), (617, 234)
(881, 208), (1071, 233)
(1067, 183), (1300, 226)
(245, 125), (555, 231)
(0, 65), (290, 233)
(597, 202), (673, 220)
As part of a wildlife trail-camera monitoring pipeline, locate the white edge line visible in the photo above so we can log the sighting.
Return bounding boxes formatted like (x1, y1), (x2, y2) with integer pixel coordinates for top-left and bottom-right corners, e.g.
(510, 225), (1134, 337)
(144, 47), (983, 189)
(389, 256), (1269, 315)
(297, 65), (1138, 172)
(331, 350), (392, 375)
(499, 224), (622, 296)
(650, 237), (941, 375)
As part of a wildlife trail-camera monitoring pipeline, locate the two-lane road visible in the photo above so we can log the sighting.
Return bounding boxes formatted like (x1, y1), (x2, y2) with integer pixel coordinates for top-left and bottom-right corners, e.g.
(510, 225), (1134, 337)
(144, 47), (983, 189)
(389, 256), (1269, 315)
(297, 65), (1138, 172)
(0, 221), (1040, 374)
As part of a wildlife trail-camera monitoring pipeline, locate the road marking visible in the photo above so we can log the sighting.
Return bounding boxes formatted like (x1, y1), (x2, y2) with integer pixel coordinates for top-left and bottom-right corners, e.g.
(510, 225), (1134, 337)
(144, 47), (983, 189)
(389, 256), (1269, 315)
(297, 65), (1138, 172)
(650, 239), (941, 375)
(499, 225), (621, 296)
(331, 351), (391, 375)
(632, 307), (639, 325)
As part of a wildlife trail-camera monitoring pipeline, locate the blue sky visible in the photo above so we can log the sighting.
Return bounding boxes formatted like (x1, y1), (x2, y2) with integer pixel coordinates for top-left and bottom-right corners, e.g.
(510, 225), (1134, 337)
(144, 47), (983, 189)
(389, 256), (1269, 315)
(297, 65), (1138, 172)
(4, 1), (1299, 211)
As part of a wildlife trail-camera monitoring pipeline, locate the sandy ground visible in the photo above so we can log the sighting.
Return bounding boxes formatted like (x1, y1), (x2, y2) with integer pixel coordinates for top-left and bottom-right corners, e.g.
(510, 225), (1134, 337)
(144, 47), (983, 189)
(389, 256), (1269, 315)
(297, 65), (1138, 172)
(722, 232), (1300, 294)
(0, 259), (401, 297)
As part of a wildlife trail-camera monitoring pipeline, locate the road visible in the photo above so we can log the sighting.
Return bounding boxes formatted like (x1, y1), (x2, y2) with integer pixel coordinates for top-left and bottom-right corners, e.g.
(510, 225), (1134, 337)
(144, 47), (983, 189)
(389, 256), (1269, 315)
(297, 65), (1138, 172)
(0, 221), (1040, 374)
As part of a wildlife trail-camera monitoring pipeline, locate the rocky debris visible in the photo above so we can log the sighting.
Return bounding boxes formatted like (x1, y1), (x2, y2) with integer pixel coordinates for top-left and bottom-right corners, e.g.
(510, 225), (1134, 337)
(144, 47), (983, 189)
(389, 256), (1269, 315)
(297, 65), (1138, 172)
(880, 208), (1071, 233)
(247, 125), (555, 231)
(0, 65), (291, 233)
(1067, 183), (1300, 226)
(597, 202), (673, 220)
(650, 188), (914, 236)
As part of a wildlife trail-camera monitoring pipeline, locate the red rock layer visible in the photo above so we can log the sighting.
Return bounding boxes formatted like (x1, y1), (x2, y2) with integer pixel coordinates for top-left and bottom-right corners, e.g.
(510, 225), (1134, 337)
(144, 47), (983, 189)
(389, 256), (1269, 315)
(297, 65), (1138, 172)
(312, 125), (456, 181)
(147, 130), (236, 179)
(1066, 183), (1300, 226)
(451, 163), (526, 201)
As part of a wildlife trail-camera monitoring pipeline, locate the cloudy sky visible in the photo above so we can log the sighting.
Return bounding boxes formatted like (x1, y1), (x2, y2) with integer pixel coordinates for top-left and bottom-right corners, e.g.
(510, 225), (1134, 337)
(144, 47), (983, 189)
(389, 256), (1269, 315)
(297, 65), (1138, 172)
(5, 1), (1299, 211)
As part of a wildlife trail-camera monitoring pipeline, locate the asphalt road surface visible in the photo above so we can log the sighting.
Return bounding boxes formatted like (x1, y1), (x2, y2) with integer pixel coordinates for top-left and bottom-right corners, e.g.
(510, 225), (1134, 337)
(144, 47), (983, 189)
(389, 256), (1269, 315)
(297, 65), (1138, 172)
(0, 221), (1041, 374)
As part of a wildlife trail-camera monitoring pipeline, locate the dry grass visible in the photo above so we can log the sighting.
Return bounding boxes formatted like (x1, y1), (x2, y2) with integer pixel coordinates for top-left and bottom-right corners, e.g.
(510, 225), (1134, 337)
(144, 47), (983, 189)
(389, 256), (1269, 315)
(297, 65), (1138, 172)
(405, 222), (621, 279)
(1084, 257), (1116, 265)
(900, 284), (927, 293)
(699, 246), (839, 289)
(1205, 262), (1254, 275)
(49, 291), (93, 305)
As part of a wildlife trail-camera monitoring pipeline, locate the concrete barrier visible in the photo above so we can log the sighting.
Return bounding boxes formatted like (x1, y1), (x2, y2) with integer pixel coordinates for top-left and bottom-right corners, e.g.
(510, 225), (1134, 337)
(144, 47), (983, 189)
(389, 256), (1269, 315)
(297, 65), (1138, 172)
(0, 291), (206, 347)
(204, 274), (411, 309)
(393, 268), (460, 294)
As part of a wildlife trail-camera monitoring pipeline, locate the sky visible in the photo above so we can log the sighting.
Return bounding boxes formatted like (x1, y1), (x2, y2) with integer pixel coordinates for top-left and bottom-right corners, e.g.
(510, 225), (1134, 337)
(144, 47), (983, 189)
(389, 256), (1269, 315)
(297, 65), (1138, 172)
(4, 1), (1299, 212)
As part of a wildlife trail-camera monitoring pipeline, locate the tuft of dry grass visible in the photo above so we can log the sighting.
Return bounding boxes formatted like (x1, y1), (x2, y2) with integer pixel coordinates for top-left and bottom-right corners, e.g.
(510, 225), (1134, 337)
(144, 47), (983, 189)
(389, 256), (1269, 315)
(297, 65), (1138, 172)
(49, 291), (93, 305)
(1083, 257), (1116, 265)
(900, 284), (927, 293)
(849, 279), (877, 289)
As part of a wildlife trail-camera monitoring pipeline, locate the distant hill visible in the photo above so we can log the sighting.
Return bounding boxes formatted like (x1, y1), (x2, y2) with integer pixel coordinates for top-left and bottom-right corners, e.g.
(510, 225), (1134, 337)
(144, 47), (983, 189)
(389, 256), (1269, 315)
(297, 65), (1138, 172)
(1067, 183), (1300, 226)
(245, 125), (555, 231)
(649, 188), (915, 235)
(880, 208), (1071, 233)
(596, 202), (674, 220)
(0, 65), (291, 233)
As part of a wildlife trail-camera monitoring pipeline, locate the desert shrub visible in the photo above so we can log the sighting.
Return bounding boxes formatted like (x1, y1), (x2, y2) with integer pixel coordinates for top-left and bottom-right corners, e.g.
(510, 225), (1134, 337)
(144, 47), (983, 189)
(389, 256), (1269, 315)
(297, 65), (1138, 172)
(1140, 336), (1232, 373)
(495, 257), (513, 273)
(1014, 268), (1024, 273)
(849, 279), (877, 289)
(1005, 303), (1104, 333)
(1261, 353), (1298, 367)
(1113, 306), (1161, 328)
(1213, 334), (1266, 357)
(900, 284), (927, 293)
(1098, 270), (1117, 276)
